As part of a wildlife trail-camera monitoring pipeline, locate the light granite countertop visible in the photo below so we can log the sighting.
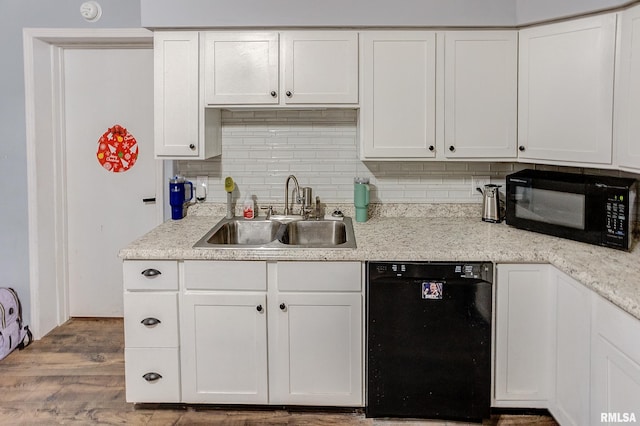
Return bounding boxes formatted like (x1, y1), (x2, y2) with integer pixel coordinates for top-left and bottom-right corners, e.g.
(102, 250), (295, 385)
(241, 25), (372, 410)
(120, 204), (640, 321)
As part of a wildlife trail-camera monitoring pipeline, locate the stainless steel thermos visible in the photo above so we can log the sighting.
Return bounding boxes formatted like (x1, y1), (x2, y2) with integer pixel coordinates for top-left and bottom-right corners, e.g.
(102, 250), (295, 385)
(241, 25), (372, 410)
(479, 184), (502, 223)
(169, 176), (193, 220)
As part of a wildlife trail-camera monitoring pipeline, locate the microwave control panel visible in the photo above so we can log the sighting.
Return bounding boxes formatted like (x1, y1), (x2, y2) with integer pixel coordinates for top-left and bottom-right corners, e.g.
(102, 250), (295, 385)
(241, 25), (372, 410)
(605, 192), (628, 244)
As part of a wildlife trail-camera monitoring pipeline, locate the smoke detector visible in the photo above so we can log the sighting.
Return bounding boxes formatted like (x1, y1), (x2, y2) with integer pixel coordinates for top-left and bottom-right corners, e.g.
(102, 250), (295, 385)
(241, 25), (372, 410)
(80, 1), (102, 22)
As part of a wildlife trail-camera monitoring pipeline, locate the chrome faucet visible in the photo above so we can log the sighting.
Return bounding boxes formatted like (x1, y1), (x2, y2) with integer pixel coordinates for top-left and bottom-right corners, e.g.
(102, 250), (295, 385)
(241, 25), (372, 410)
(284, 175), (300, 215)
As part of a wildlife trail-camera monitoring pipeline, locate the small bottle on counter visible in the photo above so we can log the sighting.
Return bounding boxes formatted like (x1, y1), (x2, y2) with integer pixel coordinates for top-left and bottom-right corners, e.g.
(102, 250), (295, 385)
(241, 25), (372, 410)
(243, 195), (255, 219)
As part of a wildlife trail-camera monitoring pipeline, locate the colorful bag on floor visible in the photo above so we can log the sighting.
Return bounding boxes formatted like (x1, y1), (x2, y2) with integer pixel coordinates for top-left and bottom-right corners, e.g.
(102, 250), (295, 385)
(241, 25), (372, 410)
(0, 288), (33, 361)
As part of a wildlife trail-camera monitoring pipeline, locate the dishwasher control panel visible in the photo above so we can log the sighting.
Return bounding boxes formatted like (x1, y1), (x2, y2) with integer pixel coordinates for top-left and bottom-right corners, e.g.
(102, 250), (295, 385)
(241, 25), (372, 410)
(369, 261), (493, 283)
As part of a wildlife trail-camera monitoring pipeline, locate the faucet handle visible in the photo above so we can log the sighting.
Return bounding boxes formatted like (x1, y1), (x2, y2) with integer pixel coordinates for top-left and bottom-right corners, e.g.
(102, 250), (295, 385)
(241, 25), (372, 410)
(260, 205), (275, 219)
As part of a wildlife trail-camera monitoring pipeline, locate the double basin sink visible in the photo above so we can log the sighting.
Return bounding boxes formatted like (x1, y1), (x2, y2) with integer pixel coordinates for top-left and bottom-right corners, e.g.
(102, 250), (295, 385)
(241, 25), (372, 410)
(193, 216), (357, 249)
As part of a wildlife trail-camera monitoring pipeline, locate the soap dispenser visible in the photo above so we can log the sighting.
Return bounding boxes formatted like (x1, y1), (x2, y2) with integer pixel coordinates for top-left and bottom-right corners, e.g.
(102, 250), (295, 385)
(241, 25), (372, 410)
(243, 195), (255, 219)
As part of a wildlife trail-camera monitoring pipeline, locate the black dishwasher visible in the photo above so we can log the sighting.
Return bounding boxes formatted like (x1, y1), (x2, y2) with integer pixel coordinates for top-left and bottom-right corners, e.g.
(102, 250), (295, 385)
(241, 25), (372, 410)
(366, 261), (493, 422)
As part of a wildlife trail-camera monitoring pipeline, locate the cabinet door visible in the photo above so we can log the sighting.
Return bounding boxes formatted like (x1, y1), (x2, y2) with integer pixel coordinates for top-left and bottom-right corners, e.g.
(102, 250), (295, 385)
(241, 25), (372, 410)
(181, 292), (268, 404)
(203, 32), (279, 105)
(494, 264), (553, 408)
(154, 32), (201, 157)
(550, 270), (591, 426)
(271, 292), (363, 406)
(444, 31), (517, 159)
(281, 31), (358, 104)
(518, 14), (616, 165)
(360, 31), (437, 159)
(615, 5), (640, 171)
(591, 294), (640, 425)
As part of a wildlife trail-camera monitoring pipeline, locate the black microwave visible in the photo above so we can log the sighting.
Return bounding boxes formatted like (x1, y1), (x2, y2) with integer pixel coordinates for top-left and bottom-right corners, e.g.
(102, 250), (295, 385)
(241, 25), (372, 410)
(506, 169), (637, 251)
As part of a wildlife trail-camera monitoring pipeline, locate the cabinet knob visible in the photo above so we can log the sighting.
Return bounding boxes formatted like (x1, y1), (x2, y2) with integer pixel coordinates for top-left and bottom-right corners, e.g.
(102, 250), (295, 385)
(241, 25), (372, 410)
(280, 303), (286, 311)
(141, 317), (161, 327)
(286, 91), (292, 98)
(449, 145), (455, 152)
(428, 145), (435, 152)
(519, 145), (525, 152)
(189, 144), (196, 150)
(141, 268), (161, 278)
(270, 91), (277, 98)
(142, 372), (162, 383)
(256, 305), (263, 312)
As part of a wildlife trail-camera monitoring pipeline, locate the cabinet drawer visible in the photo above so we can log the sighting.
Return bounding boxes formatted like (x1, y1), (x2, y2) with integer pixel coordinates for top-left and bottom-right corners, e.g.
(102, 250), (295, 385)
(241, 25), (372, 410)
(184, 260), (267, 290)
(123, 261), (178, 291)
(124, 292), (179, 348)
(125, 347), (181, 403)
(278, 261), (361, 292)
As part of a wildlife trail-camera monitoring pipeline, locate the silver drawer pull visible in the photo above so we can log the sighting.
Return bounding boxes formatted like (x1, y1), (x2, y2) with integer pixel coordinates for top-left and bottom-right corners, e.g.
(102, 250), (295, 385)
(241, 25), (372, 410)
(142, 372), (162, 382)
(141, 317), (161, 327)
(141, 268), (161, 278)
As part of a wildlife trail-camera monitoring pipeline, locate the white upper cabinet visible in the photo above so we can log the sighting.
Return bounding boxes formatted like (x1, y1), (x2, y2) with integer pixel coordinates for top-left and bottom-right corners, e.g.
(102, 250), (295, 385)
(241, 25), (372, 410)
(360, 31), (438, 159)
(203, 32), (279, 105)
(443, 31), (518, 159)
(281, 32), (358, 104)
(518, 14), (617, 166)
(615, 4), (640, 172)
(360, 30), (518, 161)
(154, 31), (200, 157)
(203, 31), (358, 106)
(154, 31), (221, 159)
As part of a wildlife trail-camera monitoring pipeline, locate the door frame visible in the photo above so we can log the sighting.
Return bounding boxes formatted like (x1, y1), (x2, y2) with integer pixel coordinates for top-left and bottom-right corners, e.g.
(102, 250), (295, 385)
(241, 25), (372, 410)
(23, 28), (163, 339)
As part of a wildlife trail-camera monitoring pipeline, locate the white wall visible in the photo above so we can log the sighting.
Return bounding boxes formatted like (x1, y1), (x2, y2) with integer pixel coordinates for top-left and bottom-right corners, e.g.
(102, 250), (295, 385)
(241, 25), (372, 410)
(141, 0), (517, 28)
(0, 0), (142, 329)
(516, 0), (631, 25)
(140, 0), (635, 28)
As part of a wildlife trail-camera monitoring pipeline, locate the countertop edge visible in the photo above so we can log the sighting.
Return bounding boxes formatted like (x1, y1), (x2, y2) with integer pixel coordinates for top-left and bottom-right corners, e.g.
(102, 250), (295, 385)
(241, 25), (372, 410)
(119, 216), (640, 321)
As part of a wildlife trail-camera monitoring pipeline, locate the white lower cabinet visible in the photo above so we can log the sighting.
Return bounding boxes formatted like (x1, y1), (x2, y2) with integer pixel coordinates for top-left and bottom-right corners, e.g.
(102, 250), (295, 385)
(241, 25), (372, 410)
(271, 292), (362, 406)
(270, 261), (363, 406)
(181, 292), (268, 404)
(549, 270), (591, 426)
(591, 294), (640, 424)
(178, 260), (363, 406)
(496, 264), (640, 426)
(122, 260), (180, 403)
(494, 264), (553, 407)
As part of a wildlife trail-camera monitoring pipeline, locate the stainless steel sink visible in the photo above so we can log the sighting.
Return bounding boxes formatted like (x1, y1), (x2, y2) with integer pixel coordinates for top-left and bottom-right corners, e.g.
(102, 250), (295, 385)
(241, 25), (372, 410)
(196, 220), (281, 247)
(279, 220), (348, 246)
(193, 217), (356, 249)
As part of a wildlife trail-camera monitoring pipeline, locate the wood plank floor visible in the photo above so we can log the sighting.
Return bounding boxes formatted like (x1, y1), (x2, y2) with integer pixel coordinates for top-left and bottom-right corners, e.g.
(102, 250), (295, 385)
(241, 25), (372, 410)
(0, 318), (558, 425)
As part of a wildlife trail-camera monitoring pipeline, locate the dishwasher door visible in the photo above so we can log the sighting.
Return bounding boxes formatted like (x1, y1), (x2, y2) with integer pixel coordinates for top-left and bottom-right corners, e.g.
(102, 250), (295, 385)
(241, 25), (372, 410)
(366, 262), (492, 421)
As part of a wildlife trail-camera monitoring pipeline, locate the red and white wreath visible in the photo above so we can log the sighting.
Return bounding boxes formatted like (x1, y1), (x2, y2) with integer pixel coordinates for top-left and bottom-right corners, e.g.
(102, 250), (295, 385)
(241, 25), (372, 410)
(96, 124), (138, 173)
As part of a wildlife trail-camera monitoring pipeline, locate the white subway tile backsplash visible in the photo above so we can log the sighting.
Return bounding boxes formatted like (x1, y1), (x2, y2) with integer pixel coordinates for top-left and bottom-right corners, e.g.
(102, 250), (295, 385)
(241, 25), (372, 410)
(178, 110), (535, 204)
